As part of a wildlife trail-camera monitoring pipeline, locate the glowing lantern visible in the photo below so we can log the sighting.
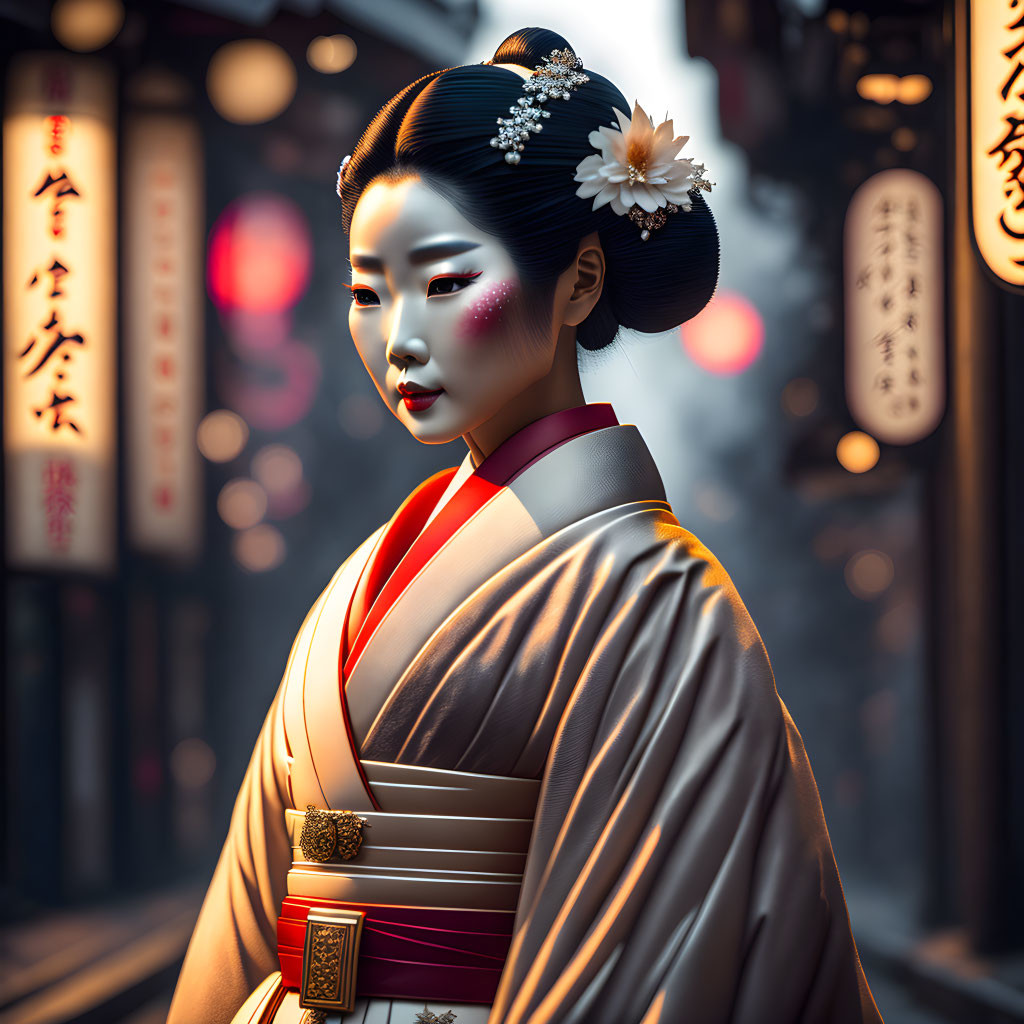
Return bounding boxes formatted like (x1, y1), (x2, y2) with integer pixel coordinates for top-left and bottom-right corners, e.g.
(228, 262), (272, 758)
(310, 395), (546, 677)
(3, 54), (117, 571)
(680, 290), (764, 375)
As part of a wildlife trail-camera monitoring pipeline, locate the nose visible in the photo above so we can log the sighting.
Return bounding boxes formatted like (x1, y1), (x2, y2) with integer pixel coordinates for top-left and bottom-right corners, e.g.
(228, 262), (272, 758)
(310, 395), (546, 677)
(385, 296), (429, 368)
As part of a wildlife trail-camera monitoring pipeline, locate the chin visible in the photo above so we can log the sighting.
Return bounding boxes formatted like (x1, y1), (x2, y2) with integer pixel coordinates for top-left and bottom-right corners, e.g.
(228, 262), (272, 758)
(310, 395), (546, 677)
(396, 408), (465, 446)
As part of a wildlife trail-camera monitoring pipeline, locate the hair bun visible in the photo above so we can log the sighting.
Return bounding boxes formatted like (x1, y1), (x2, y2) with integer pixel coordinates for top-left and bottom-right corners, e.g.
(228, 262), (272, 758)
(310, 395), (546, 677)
(491, 27), (575, 68)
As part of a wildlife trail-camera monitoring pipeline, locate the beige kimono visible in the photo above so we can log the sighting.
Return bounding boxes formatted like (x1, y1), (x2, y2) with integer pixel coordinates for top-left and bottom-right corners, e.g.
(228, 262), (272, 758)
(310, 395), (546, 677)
(168, 421), (883, 1024)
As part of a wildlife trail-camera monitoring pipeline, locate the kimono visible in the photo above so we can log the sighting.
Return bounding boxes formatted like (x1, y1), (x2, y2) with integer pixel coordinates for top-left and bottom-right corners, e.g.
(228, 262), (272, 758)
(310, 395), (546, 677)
(168, 402), (883, 1024)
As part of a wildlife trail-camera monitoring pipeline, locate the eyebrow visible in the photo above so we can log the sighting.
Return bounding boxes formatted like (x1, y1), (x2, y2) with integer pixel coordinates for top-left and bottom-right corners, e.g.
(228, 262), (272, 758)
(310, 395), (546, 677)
(349, 238), (481, 273)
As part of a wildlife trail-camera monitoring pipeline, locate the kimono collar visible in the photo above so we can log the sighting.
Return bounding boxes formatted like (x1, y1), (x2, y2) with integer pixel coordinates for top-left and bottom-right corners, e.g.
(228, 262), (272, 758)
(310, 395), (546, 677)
(474, 402), (618, 485)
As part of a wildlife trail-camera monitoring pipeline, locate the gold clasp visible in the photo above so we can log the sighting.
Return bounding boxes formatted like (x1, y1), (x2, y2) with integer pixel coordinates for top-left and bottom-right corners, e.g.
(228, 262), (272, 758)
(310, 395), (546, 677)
(299, 907), (365, 1014)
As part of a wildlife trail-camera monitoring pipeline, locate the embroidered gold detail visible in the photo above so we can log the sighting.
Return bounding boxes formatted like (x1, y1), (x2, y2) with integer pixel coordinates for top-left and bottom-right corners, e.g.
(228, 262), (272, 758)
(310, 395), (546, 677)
(299, 908), (365, 1013)
(415, 1007), (458, 1024)
(300, 805), (369, 862)
(300, 1011), (326, 1024)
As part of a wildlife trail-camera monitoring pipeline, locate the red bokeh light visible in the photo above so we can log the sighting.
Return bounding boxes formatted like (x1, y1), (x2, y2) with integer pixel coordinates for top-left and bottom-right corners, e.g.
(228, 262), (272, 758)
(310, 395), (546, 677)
(680, 290), (765, 375)
(207, 192), (312, 313)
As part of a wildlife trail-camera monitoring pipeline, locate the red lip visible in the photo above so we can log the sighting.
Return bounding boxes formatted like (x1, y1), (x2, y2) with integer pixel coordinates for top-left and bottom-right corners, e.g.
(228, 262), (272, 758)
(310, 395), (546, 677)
(400, 389), (442, 412)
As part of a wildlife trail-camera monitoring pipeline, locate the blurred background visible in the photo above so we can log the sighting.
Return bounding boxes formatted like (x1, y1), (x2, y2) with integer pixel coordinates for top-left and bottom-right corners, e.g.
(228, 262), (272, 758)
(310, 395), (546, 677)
(1, 0), (1022, 1021)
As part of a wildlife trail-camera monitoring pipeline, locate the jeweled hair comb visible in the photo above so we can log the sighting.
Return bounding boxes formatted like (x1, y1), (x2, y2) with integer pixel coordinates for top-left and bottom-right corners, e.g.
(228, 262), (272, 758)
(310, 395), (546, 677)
(489, 48), (590, 165)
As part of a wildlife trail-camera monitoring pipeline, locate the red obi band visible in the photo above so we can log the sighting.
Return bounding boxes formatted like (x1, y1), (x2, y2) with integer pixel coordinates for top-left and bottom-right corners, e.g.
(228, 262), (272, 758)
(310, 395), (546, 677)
(278, 896), (514, 1006)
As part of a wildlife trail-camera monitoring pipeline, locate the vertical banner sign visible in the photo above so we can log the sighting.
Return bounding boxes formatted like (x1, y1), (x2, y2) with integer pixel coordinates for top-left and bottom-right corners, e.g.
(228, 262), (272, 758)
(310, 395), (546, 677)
(844, 169), (945, 445)
(3, 54), (117, 572)
(970, 0), (1024, 290)
(124, 109), (204, 560)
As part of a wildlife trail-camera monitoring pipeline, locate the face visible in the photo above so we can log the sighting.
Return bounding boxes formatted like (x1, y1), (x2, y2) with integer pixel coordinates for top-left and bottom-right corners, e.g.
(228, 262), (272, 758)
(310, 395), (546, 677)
(346, 176), (557, 447)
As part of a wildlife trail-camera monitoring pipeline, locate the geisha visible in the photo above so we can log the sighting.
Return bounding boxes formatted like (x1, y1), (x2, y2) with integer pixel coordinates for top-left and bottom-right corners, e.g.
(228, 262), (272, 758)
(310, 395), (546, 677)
(169, 26), (883, 1024)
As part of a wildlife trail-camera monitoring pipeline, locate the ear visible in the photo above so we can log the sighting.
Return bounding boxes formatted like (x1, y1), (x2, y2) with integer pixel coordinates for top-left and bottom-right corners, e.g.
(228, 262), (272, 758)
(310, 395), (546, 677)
(563, 231), (605, 327)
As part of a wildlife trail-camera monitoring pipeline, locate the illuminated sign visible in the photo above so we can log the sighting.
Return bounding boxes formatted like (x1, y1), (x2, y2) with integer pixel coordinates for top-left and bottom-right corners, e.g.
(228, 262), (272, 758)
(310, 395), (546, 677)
(970, 0), (1024, 290)
(844, 169), (945, 446)
(124, 108), (204, 560)
(3, 53), (117, 571)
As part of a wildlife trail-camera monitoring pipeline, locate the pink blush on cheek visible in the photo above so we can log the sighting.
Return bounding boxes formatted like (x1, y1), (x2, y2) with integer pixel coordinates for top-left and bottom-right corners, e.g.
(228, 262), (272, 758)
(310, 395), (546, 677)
(457, 279), (518, 340)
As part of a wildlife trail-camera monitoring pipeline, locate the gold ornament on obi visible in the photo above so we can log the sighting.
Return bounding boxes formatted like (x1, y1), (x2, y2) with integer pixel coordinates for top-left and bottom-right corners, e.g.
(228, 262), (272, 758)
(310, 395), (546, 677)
(299, 805), (369, 863)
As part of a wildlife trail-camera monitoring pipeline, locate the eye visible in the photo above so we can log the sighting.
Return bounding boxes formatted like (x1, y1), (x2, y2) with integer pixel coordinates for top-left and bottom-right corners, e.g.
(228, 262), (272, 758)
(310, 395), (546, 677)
(427, 271), (482, 297)
(349, 286), (379, 307)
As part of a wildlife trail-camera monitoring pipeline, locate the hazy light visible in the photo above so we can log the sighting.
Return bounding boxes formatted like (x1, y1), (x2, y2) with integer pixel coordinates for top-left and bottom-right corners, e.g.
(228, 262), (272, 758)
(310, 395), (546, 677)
(51, 0), (124, 51)
(234, 523), (286, 572)
(307, 34), (357, 74)
(680, 291), (764, 375)
(877, 598), (917, 653)
(825, 9), (849, 33)
(252, 443), (302, 496)
(857, 73), (932, 106)
(197, 410), (248, 462)
(781, 377), (819, 417)
(217, 478), (267, 529)
(845, 548), (895, 599)
(170, 737), (216, 789)
(339, 393), (384, 439)
(207, 193), (312, 313)
(836, 430), (880, 473)
(693, 481), (738, 522)
(206, 40), (296, 125)
(891, 126), (917, 152)
(812, 524), (849, 563)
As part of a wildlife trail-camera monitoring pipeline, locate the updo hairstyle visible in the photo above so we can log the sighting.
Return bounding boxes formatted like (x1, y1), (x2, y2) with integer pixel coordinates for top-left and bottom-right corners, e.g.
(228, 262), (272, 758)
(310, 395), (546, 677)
(339, 27), (719, 351)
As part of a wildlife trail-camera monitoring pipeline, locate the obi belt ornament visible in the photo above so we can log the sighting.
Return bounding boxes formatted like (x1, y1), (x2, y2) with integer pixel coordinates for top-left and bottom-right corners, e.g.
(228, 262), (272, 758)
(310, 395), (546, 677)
(299, 805), (369, 862)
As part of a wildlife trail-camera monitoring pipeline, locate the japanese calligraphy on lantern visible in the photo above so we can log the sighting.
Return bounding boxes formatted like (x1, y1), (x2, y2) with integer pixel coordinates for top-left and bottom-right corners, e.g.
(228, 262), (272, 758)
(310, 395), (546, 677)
(970, 0), (1024, 289)
(124, 109), (204, 560)
(3, 54), (116, 571)
(844, 169), (945, 446)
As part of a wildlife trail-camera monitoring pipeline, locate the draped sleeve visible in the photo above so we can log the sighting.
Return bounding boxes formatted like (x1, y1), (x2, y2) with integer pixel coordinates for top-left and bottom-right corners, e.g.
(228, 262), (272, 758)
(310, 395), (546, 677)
(489, 529), (882, 1024)
(166, 572), (340, 1024)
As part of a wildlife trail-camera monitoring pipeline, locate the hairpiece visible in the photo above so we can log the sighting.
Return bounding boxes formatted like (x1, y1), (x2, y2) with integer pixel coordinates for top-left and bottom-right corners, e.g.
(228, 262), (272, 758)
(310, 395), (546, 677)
(336, 153), (351, 197)
(490, 48), (589, 165)
(574, 102), (714, 240)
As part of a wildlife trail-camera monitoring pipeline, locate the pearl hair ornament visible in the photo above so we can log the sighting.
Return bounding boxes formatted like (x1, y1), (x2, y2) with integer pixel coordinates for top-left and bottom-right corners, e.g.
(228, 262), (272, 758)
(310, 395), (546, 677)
(489, 48), (590, 165)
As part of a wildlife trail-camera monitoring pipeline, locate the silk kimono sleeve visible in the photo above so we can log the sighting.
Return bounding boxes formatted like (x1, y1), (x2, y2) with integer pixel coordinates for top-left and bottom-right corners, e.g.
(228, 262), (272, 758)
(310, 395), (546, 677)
(485, 529), (882, 1024)
(166, 557), (357, 1024)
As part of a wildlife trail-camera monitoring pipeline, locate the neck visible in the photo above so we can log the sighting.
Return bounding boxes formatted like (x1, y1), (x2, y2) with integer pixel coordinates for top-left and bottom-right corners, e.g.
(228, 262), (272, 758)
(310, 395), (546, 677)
(463, 325), (584, 467)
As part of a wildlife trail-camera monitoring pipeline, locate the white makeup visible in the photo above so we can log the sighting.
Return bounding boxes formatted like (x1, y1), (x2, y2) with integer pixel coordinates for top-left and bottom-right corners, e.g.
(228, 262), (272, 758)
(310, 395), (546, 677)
(347, 176), (555, 447)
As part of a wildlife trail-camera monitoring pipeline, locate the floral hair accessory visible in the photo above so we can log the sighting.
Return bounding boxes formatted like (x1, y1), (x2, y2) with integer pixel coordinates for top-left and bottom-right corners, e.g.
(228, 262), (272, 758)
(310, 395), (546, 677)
(574, 102), (714, 240)
(490, 48), (589, 165)
(336, 153), (351, 197)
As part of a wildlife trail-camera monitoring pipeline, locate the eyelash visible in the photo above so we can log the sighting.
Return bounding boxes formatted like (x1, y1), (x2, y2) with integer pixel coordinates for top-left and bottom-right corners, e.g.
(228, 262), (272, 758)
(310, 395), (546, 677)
(345, 270), (482, 307)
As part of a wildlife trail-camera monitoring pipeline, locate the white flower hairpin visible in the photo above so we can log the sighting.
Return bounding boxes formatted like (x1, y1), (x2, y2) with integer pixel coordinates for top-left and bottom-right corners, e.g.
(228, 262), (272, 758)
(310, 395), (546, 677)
(574, 101), (714, 240)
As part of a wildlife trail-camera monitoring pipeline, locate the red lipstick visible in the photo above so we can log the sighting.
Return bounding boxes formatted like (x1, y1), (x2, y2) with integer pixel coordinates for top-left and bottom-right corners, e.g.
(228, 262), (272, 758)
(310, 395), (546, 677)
(397, 381), (443, 412)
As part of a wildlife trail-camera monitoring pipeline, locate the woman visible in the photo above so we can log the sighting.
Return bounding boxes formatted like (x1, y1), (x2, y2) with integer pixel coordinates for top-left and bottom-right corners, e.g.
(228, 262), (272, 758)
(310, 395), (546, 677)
(169, 26), (883, 1024)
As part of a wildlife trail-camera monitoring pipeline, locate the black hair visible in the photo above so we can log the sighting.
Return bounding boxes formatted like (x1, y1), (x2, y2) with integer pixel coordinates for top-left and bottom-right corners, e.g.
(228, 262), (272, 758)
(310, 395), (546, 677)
(340, 27), (719, 351)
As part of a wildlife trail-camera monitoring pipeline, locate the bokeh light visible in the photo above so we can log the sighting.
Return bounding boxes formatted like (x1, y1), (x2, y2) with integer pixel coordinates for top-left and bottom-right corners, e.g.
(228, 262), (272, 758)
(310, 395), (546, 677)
(339, 393), (385, 439)
(233, 523), (286, 572)
(217, 478), (267, 530)
(856, 74), (932, 106)
(197, 409), (249, 462)
(170, 738), (216, 789)
(51, 0), (124, 51)
(207, 193), (312, 313)
(781, 377), (819, 417)
(252, 444), (303, 496)
(206, 40), (296, 125)
(307, 34), (357, 74)
(845, 549), (895, 600)
(680, 291), (764, 375)
(836, 430), (880, 473)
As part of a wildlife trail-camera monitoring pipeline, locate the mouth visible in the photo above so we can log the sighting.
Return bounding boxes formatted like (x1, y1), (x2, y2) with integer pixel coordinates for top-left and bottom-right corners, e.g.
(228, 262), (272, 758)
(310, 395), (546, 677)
(397, 382), (444, 412)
